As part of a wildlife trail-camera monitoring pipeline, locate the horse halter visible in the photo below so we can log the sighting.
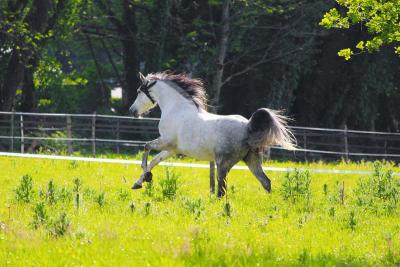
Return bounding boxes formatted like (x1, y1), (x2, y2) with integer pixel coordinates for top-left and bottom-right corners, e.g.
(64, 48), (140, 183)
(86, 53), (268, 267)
(138, 80), (157, 104)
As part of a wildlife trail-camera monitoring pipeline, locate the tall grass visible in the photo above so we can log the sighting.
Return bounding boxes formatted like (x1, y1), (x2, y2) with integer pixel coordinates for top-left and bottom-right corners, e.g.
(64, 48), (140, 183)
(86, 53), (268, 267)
(0, 157), (399, 266)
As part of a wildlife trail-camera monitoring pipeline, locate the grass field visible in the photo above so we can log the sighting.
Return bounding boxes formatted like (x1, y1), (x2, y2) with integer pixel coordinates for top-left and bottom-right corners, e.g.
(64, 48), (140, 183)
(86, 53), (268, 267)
(0, 155), (400, 266)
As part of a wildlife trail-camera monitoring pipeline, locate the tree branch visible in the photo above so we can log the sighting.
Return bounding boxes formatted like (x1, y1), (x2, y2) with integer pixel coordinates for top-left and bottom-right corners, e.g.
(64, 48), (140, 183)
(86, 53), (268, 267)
(222, 47), (305, 86)
(94, 0), (124, 32)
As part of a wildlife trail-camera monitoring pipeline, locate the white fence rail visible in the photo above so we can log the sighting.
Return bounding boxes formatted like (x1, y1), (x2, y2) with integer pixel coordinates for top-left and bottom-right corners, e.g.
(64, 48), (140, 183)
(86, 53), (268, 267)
(0, 111), (400, 161)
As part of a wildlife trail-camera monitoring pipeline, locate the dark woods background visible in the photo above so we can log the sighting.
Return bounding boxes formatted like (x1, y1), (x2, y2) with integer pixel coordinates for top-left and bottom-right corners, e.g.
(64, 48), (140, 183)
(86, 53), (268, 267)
(1, 0), (400, 132)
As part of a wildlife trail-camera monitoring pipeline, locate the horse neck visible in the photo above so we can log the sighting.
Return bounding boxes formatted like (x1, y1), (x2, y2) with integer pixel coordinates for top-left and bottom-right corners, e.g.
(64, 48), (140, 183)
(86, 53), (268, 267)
(154, 82), (198, 115)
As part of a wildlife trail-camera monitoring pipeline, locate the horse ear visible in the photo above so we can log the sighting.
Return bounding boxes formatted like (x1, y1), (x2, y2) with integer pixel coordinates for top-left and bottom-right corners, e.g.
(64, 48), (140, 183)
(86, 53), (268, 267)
(138, 72), (145, 82)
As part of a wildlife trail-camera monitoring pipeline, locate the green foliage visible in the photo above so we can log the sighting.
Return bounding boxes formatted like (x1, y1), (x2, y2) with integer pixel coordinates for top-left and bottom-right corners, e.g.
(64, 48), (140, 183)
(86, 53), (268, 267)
(118, 188), (129, 201)
(328, 206), (335, 217)
(323, 183), (328, 196)
(32, 202), (48, 229)
(326, 181), (345, 205)
(58, 187), (73, 203)
(34, 54), (89, 113)
(347, 211), (357, 231)
(95, 192), (106, 208)
(353, 161), (400, 215)
(15, 174), (34, 203)
(223, 202), (232, 217)
(2, 156), (400, 265)
(49, 212), (70, 238)
(159, 168), (180, 200)
(281, 170), (312, 203)
(144, 202), (151, 216)
(129, 202), (136, 213)
(182, 197), (204, 218)
(1, 0), (399, 134)
(338, 48), (353, 60)
(320, 8), (349, 29)
(143, 180), (154, 197)
(46, 180), (57, 205)
(73, 177), (82, 210)
(320, 0), (400, 58)
(0, 0), (87, 111)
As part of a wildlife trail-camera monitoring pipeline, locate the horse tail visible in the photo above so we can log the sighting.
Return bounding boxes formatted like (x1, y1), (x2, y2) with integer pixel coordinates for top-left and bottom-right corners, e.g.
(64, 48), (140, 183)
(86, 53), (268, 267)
(247, 108), (296, 151)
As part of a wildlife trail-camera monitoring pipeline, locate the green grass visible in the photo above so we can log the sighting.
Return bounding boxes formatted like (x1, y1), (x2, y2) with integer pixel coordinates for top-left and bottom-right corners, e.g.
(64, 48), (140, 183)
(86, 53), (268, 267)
(0, 156), (399, 266)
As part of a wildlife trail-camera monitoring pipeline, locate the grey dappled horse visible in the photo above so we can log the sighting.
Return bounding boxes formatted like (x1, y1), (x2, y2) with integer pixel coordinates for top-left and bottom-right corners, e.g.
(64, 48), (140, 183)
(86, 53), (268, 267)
(129, 72), (296, 197)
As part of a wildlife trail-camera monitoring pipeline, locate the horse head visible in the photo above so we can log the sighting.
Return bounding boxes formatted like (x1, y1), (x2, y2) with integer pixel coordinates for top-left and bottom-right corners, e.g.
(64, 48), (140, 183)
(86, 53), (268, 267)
(129, 72), (158, 117)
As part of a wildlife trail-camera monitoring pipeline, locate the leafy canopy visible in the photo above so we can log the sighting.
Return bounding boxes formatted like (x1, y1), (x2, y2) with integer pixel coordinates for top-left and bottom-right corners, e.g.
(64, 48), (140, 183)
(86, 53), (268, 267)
(320, 0), (400, 59)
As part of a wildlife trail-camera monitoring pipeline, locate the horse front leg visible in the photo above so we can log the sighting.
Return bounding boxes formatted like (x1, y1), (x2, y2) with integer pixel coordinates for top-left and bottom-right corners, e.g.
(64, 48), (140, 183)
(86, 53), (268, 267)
(132, 151), (173, 189)
(132, 138), (171, 189)
(147, 151), (173, 171)
(141, 138), (165, 170)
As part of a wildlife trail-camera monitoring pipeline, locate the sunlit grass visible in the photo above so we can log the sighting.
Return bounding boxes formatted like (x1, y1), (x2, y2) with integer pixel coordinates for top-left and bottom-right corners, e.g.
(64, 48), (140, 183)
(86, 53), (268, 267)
(0, 156), (399, 266)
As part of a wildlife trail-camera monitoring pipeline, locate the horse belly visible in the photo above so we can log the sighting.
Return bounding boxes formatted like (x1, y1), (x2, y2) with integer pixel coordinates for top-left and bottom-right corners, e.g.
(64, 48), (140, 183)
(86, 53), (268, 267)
(176, 128), (215, 161)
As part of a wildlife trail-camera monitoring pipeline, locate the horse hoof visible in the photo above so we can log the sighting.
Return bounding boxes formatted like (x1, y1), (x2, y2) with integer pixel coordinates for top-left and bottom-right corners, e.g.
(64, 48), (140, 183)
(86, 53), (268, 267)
(131, 183), (142, 190)
(143, 172), (153, 182)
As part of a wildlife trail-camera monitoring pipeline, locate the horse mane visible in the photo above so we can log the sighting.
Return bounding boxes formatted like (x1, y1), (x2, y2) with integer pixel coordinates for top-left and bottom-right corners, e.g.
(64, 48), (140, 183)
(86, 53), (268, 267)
(146, 71), (208, 111)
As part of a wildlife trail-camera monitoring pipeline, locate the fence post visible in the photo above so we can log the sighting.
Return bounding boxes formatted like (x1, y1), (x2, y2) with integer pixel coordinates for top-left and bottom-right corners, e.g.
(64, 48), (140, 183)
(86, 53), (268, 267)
(303, 131), (308, 162)
(116, 119), (120, 154)
(92, 112), (96, 157)
(66, 115), (73, 154)
(20, 114), (24, 153)
(265, 147), (271, 160)
(384, 140), (387, 157)
(344, 125), (349, 162)
(10, 109), (15, 152)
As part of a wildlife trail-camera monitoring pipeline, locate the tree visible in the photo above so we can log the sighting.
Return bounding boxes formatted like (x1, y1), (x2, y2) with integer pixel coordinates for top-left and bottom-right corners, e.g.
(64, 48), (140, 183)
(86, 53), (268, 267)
(0, 0), (84, 111)
(320, 0), (400, 60)
(93, 0), (140, 110)
(210, 1), (325, 114)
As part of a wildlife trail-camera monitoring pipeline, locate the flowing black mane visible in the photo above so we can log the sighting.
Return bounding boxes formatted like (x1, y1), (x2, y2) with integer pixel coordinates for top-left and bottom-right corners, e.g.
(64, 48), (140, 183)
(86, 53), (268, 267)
(146, 72), (208, 111)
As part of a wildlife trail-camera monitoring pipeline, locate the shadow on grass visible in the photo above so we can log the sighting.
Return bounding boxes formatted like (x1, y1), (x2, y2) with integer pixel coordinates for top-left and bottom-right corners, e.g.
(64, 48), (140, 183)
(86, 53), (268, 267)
(181, 249), (396, 267)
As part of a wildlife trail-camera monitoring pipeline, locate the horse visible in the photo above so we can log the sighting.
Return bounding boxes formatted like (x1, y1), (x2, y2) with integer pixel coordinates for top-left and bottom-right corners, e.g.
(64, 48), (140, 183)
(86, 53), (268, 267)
(129, 71), (296, 197)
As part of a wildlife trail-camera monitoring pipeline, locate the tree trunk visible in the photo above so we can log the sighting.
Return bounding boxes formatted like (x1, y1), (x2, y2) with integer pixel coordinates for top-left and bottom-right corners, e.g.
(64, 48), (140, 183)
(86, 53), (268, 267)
(20, 0), (50, 112)
(21, 63), (36, 112)
(122, 39), (139, 108)
(0, 0), (50, 111)
(0, 51), (25, 111)
(210, 0), (230, 113)
(121, 0), (140, 109)
(155, 0), (171, 70)
(85, 34), (109, 111)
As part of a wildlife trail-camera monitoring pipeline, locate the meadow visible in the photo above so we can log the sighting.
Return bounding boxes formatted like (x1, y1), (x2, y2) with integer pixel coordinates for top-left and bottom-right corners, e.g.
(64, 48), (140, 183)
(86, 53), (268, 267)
(0, 155), (399, 266)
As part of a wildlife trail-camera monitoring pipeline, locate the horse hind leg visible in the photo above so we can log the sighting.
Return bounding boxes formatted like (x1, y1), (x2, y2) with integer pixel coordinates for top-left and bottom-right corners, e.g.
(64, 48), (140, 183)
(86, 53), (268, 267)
(217, 167), (228, 198)
(244, 151), (271, 193)
(210, 161), (215, 194)
(216, 158), (236, 198)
